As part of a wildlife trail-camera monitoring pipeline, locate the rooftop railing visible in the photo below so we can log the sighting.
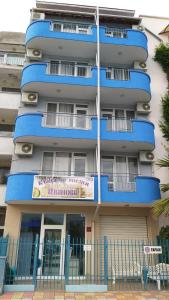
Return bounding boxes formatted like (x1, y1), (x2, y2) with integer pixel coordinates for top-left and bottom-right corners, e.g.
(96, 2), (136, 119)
(105, 27), (128, 38)
(52, 21), (92, 35)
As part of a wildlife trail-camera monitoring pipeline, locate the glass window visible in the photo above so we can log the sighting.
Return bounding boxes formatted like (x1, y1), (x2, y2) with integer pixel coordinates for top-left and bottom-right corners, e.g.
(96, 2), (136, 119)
(46, 103), (57, 126)
(44, 214), (64, 225)
(42, 152), (54, 175)
(0, 207), (6, 236)
(0, 168), (10, 184)
(128, 157), (138, 182)
(20, 214), (41, 241)
(18, 214), (41, 276)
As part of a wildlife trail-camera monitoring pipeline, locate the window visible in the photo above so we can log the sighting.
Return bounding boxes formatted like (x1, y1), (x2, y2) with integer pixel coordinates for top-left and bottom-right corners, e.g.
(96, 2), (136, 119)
(46, 103), (88, 129)
(50, 60), (90, 77)
(101, 155), (138, 191)
(0, 207), (6, 237)
(0, 168), (10, 184)
(101, 108), (135, 131)
(42, 152), (87, 176)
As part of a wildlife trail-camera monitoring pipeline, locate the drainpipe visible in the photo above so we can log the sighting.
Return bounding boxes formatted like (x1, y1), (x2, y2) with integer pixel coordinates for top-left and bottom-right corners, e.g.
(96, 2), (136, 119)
(93, 5), (101, 222)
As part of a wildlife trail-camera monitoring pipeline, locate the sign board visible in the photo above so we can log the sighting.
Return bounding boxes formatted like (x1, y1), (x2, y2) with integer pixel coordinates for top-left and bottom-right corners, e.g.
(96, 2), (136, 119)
(83, 245), (92, 252)
(32, 175), (94, 200)
(144, 246), (162, 255)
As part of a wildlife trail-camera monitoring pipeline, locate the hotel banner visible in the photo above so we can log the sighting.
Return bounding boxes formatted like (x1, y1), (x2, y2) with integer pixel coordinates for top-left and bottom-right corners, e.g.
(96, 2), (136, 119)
(32, 175), (94, 200)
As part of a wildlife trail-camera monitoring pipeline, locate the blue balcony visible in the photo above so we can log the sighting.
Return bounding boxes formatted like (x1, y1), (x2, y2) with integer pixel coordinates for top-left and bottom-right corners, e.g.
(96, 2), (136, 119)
(21, 63), (97, 99)
(14, 113), (154, 151)
(100, 27), (148, 64)
(100, 68), (151, 104)
(26, 20), (97, 59)
(14, 113), (97, 149)
(21, 64), (150, 103)
(25, 21), (147, 64)
(5, 173), (160, 206)
(101, 118), (155, 151)
(101, 175), (160, 205)
(5, 173), (98, 204)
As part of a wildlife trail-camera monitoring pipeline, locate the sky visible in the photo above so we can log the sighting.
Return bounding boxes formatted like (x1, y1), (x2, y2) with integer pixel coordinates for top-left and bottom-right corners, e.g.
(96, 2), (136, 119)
(0, 0), (169, 33)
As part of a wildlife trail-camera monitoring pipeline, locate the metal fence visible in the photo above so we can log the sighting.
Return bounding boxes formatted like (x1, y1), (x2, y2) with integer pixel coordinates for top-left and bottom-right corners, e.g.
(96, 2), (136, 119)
(43, 113), (92, 130)
(1, 237), (169, 291)
(0, 53), (25, 66)
(105, 27), (128, 38)
(52, 21), (92, 35)
(49, 61), (92, 77)
(106, 68), (130, 80)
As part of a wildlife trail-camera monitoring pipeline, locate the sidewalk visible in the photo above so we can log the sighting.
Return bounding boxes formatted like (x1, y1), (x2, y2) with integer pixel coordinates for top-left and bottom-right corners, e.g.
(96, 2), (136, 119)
(0, 291), (169, 300)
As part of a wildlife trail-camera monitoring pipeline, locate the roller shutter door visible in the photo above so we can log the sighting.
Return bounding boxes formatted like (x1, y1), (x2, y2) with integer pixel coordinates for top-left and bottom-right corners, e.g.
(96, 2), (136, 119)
(100, 216), (148, 277)
(100, 216), (148, 240)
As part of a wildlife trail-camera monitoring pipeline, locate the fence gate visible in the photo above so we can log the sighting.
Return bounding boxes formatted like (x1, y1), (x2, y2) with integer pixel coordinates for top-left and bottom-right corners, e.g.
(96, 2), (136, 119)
(2, 236), (169, 291)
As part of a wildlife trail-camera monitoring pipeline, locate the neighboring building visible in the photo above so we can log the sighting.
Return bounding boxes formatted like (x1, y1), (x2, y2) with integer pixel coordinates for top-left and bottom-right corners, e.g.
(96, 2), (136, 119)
(1, 1), (169, 283)
(0, 32), (25, 236)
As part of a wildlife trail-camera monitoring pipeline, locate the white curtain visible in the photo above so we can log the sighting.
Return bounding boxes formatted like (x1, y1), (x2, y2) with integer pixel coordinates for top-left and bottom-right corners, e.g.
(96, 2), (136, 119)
(116, 156), (127, 191)
(55, 152), (71, 176)
(115, 110), (126, 131)
(58, 104), (74, 128)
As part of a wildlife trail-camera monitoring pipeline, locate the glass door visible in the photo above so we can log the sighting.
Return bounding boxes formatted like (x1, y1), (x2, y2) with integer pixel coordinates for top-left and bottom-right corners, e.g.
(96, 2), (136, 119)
(115, 109), (125, 131)
(101, 157), (114, 190)
(73, 154), (86, 176)
(39, 225), (65, 277)
(101, 110), (114, 131)
(75, 107), (88, 129)
(58, 103), (74, 128)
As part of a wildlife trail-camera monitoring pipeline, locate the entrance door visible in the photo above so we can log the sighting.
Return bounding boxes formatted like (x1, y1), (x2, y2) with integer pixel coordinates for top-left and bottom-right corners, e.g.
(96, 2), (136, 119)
(39, 225), (65, 277)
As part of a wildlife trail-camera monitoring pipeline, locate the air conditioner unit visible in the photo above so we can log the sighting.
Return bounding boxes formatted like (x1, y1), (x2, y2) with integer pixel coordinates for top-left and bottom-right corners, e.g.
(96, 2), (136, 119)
(21, 92), (38, 105)
(31, 12), (45, 21)
(15, 143), (33, 156)
(132, 24), (145, 31)
(134, 61), (147, 71)
(136, 102), (151, 114)
(26, 48), (42, 60)
(139, 151), (154, 163)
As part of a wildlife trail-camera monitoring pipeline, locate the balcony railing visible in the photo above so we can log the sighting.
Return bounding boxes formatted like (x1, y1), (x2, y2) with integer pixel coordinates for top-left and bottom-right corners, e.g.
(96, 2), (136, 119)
(105, 27), (128, 38)
(106, 68), (130, 80)
(43, 113), (92, 130)
(49, 61), (92, 77)
(52, 21), (92, 35)
(34, 170), (137, 192)
(102, 173), (137, 192)
(104, 117), (133, 131)
(0, 53), (25, 66)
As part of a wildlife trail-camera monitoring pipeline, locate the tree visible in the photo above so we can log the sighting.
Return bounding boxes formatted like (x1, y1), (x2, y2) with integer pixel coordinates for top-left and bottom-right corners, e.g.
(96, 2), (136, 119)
(152, 43), (169, 217)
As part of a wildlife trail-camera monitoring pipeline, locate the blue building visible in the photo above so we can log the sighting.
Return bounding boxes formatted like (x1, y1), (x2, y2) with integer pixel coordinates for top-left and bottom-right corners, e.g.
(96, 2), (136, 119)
(4, 1), (161, 284)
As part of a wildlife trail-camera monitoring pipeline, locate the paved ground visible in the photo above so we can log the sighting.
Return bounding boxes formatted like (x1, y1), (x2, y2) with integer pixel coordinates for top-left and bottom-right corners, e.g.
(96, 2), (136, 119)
(0, 291), (169, 300)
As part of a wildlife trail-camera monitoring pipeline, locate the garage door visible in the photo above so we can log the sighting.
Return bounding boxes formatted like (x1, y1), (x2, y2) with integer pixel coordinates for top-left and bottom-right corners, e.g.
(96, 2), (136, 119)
(100, 216), (148, 277)
(100, 216), (148, 240)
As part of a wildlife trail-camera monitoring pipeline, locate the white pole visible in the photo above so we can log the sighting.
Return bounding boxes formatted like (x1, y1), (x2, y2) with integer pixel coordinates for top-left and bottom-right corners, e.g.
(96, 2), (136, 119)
(96, 5), (101, 206)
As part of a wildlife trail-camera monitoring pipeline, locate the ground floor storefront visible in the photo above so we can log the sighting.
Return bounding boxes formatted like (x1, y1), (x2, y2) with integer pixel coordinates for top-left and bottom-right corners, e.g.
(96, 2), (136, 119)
(2, 204), (168, 292)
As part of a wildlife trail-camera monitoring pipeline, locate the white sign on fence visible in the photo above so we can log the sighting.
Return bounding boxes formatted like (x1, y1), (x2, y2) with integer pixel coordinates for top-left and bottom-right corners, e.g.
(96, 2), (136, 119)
(144, 246), (162, 255)
(83, 245), (92, 252)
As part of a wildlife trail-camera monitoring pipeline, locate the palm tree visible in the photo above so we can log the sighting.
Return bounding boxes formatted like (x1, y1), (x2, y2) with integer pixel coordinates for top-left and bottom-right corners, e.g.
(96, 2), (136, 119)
(152, 156), (169, 217)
